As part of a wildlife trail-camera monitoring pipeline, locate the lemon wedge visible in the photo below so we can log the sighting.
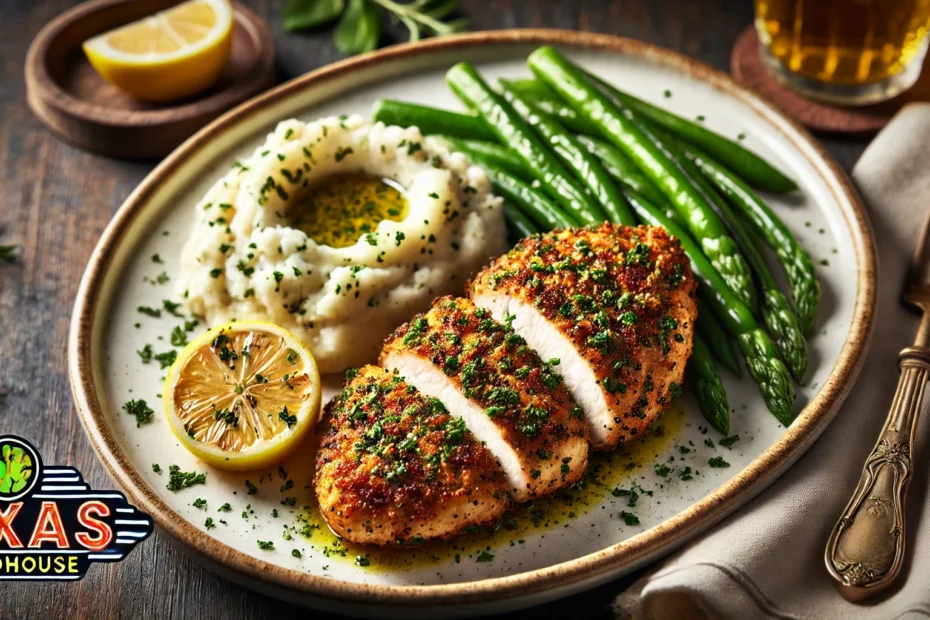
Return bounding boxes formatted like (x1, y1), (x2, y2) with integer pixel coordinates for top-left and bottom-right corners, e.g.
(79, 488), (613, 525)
(163, 321), (321, 471)
(82, 0), (233, 102)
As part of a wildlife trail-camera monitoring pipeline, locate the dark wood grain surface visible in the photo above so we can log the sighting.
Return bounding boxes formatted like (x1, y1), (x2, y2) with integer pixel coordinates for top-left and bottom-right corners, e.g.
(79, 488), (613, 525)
(0, 1), (867, 618)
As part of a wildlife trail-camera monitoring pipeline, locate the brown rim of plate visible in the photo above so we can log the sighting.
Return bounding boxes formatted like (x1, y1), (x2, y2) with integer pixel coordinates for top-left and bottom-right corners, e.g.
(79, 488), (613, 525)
(68, 29), (877, 608)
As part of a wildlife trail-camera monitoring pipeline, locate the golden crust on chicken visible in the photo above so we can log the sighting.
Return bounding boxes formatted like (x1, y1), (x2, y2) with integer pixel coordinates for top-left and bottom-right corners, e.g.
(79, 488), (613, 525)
(380, 296), (588, 501)
(470, 224), (697, 450)
(314, 365), (510, 545)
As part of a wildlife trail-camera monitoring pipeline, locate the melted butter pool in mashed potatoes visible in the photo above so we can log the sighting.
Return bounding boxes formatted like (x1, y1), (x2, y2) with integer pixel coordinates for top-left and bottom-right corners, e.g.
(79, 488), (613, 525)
(178, 115), (507, 373)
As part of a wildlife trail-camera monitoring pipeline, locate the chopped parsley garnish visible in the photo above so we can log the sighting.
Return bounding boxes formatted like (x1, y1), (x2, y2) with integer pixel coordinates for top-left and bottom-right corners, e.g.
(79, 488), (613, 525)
(163, 299), (183, 316)
(620, 511), (640, 526)
(292, 549), (302, 558)
(708, 456), (730, 468)
(154, 350), (177, 369)
(245, 480), (259, 495)
(193, 498), (207, 510)
(278, 406), (297, 428)
(123, 399), (154, 427)
(151, 254), (164, 264)
(137, 306), (161, 318)
(204, 518), (215, 530)
(719, 434), (740, 448)
(257, 540), (274, 550)
(170, 326), (188, 347)
(152, 463), (162, 474)
(209, 268), (222, 278)
(166, 465), (206, 492)
(218, 503), (231, 512)
(137, 344), (154, 364)
(476, 551), (494, 563)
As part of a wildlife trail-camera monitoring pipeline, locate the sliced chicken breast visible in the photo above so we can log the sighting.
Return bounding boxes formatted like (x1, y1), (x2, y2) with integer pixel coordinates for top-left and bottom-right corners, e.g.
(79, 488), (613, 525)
(380, 296), (588, 501)
(314, 365), (510, 545)
(470, 224), (697, 450)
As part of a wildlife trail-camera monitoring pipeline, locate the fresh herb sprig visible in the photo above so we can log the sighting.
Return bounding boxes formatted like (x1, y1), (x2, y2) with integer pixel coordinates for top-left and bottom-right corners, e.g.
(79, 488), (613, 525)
(283, 0), (467, 55)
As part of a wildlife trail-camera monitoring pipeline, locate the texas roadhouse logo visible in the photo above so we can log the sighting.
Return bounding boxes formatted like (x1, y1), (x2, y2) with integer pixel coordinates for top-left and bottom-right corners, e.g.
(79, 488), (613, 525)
(0, 435), (152, 580)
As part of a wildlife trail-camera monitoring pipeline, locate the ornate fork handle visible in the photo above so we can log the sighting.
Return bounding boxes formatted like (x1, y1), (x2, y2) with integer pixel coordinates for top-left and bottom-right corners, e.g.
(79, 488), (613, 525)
(825, 346), (930, 601)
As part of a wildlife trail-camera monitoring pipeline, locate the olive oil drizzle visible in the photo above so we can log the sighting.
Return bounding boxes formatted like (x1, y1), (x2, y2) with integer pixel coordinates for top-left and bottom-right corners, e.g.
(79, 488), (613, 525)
(288, 174), (408, 249)
(295, 405), (683, 571)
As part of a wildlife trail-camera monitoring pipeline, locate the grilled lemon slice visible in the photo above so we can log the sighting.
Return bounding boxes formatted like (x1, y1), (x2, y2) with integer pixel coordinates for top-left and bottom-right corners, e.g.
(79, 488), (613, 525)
(82, 0), (233, 102)
(163, 321), (321, 471)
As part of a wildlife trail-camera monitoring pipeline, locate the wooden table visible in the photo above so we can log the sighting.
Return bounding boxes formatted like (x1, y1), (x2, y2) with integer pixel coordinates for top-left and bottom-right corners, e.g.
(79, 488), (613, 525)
(0, 1), (868, 618)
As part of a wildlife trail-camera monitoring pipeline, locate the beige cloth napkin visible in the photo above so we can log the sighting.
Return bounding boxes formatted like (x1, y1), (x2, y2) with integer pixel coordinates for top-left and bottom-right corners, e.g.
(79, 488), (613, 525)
(615, 103), (930, 620)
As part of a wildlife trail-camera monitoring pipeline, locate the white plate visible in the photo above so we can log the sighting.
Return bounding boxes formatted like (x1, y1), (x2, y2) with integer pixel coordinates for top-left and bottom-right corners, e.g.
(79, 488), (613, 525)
(69, 30), (875, 617)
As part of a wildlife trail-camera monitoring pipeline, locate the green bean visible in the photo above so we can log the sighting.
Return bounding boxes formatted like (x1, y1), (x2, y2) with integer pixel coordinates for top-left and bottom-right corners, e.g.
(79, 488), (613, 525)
(499, 80), (634, 225)
(588, 76), (798, 193)
(442, 136), (578, 230)
(372, 99), (496, 141)
(503, 202), (538, 240)
(528, 47), (758, 312)
(686, 147), (821, 334)
(501, 78), (600, 135)
(441, 137), (532, 181)
(446, 62), (604, 225)
(696, 299), (742, 378)
(625, 189), (795, 425)
(689, 334), (731, 434)
(575, 135), (668, 210)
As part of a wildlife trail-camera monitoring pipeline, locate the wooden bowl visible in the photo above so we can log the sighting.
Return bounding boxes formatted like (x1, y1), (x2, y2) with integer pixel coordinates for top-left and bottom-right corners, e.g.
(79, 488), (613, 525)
(25, 0), (276, 160)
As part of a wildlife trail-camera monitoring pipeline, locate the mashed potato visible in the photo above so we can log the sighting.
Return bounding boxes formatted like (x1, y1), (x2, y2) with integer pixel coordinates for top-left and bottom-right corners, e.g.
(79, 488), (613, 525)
(178, 115), (507, 373)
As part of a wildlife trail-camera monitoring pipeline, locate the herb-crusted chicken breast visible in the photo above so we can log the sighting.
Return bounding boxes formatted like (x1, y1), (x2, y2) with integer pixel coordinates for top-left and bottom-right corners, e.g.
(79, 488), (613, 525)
(470, 224), (697, 450)
(380, 296), (588, 501)
(314, 365), (510, 545)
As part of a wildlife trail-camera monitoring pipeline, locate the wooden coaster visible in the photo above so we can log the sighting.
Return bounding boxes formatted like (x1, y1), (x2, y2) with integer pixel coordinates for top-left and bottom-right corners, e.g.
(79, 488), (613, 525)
(25, 0), (275, 160)
(730, 26), (930, 135)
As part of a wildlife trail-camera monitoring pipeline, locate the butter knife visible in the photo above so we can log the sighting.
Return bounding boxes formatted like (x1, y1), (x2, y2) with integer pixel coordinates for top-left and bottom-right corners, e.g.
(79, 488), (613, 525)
(824, 210), (930, 601)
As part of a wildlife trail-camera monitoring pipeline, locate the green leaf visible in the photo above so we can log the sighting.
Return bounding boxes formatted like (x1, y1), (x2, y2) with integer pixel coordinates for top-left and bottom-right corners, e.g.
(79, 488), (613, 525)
(283, 0), (345, 32)
(0, 462), (6, 480)
(0, 478), (10, 494)
(9, 461), (22, 481)
(11, 479), (26, 494)
(334, 0), (381, 55)
(10, 447), (23, 461)
(2, 445), (9, 460)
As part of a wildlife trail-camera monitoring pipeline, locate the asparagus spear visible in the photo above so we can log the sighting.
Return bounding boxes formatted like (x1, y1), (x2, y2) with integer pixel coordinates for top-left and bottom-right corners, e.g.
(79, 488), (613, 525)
(690, 334), (731, 434)
(625, 189), (796, 425)
(686, 148), (821, 334)
(527, 46), (758, 313)
(696, 299), (742, 378)
(653, 129), (807, 382)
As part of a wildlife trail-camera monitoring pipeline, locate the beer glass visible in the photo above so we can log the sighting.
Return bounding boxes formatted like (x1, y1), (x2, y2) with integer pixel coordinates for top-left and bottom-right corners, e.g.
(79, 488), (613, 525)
(755, 0), (930, 105)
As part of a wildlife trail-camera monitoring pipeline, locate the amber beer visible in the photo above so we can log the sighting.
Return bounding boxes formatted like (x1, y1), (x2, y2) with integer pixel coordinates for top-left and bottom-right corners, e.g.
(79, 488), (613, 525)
(755, 0), (930, 104)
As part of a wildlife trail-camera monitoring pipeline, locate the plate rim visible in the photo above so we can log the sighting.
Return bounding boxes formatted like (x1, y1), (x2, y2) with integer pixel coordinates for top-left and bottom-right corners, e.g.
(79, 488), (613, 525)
(68, 28), (877, 608)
